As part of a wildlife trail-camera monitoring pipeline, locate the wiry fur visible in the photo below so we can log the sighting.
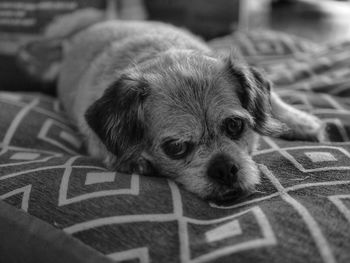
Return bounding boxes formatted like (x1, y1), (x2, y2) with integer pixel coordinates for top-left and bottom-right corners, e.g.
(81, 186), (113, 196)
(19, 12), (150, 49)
(56, 16), (327, 203)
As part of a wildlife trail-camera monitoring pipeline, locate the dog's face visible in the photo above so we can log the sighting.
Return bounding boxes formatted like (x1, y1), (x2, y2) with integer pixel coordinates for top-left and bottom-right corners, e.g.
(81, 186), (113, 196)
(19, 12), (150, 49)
(85, 50), (284, 203)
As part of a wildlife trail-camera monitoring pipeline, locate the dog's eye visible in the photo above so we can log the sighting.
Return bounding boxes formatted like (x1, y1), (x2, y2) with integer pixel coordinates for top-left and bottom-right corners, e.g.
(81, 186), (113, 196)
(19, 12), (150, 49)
(162, 140), (192, 159)
(223, 117), (245, 139)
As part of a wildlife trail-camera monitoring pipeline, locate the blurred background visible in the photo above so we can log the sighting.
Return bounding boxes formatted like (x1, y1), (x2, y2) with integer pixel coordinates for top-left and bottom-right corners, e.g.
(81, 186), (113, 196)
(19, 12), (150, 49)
(1, 0), (350, 93)
(112, 0), (350, 43)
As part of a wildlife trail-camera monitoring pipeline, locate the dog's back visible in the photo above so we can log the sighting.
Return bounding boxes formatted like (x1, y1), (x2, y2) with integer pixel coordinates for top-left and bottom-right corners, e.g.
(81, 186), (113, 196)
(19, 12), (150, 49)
(57, 20), (210, 122)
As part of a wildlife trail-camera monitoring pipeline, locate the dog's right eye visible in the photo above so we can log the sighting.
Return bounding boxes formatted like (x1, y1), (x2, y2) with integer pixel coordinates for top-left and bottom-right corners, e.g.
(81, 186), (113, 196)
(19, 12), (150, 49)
(161, 140), (192, 159)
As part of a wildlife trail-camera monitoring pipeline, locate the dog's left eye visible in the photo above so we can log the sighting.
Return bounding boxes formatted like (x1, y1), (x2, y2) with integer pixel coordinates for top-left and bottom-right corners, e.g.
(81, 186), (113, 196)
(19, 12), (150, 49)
(162, 140), (192, 159)
(223, 117), (245, 139)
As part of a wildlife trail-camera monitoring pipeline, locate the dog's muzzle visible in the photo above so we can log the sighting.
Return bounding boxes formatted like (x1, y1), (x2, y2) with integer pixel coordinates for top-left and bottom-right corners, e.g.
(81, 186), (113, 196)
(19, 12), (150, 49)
(207, 153), (239, 187)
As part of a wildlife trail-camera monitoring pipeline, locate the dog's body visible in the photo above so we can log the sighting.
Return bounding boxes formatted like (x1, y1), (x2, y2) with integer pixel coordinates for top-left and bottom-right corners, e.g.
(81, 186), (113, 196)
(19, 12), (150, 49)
(56, 18), (327, 203)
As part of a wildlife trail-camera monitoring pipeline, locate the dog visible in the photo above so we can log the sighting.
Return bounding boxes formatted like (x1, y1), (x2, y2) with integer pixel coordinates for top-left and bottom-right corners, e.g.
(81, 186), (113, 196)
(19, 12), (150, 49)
(29, 11), (328, 203)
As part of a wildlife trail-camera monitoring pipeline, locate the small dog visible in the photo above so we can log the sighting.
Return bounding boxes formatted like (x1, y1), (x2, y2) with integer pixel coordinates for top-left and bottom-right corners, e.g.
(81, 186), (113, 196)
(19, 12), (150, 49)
(48, 14), (327, 203)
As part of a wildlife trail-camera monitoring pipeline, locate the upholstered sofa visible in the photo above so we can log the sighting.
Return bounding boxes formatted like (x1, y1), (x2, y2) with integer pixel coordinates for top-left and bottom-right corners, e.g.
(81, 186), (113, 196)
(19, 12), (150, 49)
(1, 30), (350, 263)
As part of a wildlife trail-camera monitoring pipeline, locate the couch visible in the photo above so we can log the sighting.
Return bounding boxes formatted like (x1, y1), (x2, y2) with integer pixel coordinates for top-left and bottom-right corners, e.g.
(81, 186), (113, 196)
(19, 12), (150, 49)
(1, 30), (349, 263)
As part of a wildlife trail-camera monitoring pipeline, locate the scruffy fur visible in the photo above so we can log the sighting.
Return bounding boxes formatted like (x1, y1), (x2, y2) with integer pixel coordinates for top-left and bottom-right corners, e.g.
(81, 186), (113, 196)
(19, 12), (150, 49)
(57, 18), (327, 203)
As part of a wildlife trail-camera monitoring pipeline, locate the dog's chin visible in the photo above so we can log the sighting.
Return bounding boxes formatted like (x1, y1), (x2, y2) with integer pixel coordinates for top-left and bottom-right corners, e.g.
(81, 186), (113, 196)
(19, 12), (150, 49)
(204, 164), (260, 205)
(206, 186), (253, 205)
(173, 160), (260, 204)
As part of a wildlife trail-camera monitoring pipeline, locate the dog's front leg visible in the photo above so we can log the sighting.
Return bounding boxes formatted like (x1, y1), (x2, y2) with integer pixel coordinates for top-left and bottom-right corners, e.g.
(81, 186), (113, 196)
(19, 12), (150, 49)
(270, 92), (328, 142)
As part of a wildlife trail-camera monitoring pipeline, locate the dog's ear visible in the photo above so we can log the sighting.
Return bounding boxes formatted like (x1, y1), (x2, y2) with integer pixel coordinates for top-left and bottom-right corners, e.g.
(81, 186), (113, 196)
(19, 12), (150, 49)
(85, 75), (149, 158)
(225, 54), (286, 136)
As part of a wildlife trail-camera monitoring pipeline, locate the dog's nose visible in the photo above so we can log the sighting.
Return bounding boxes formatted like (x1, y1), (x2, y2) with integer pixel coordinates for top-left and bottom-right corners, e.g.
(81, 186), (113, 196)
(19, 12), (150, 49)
(207, 154), (239, 186)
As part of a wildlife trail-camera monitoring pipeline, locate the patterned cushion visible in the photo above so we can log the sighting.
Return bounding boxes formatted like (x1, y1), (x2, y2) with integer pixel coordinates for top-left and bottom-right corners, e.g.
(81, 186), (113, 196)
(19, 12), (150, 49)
(1, 30), (350, 263)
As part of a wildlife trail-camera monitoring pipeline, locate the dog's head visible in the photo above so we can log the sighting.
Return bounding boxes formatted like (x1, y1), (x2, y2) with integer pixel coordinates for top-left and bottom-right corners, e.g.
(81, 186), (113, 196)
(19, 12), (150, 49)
(85, 50), (285, 203)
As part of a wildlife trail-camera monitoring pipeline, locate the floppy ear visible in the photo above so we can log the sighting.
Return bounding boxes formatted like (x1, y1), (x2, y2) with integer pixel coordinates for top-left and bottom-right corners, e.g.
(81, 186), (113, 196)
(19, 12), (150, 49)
(84, 75), (149, 158)
(225, 54), (287, 136)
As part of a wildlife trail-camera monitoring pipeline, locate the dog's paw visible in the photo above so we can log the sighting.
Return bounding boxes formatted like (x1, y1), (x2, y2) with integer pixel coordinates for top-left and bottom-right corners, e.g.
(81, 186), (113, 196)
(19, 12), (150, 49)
(279, 114), (330, 143)
(314, 121), (330, 143)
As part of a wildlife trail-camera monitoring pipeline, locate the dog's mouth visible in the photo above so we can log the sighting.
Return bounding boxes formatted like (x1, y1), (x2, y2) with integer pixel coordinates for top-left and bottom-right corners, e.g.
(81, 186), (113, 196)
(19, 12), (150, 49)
(208, 188), (252, 206)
